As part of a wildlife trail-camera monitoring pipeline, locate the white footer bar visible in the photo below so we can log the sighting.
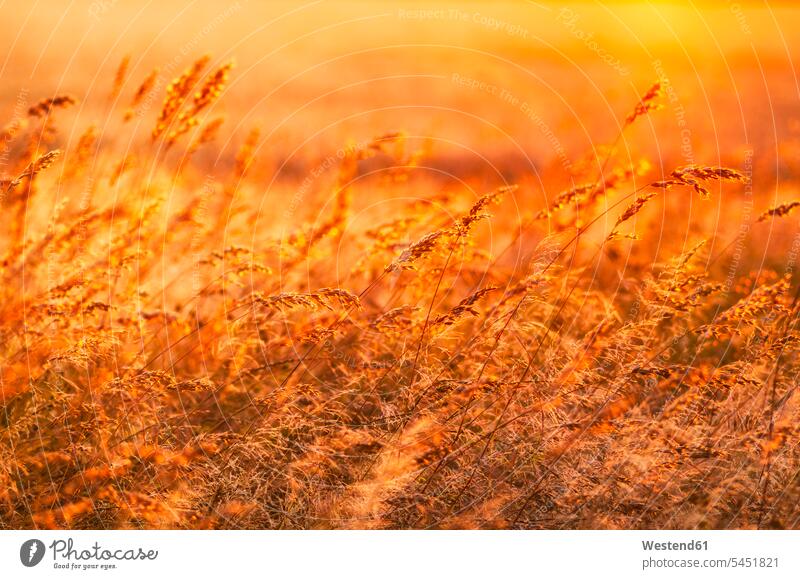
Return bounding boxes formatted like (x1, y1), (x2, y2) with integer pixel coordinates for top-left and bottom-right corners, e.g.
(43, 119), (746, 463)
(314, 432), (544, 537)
(1, 530), (797, 578)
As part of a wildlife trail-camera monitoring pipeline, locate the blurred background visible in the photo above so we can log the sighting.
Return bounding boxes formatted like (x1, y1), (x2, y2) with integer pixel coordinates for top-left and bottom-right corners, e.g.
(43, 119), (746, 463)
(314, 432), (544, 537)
(2, 0), (800, 272)
(3, 1), (798, 170)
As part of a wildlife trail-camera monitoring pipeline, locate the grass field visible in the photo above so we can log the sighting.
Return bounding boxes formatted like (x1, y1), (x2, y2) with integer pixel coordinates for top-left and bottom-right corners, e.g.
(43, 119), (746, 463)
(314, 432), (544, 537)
(2, 1), (800, 529)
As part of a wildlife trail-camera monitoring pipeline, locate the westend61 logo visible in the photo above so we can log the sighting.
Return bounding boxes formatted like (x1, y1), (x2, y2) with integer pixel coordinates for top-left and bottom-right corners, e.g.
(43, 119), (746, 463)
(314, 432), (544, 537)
(19, 538), (158, 571)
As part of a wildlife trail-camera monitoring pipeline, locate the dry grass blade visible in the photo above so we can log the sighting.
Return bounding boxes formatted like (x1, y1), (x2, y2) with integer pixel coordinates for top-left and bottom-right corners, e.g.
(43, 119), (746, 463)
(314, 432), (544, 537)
(152, 55), (210, 140)
(609, 191), (657, 237)
(28, 95), (77, 117)
(758, 201), (800, 222)
(244, 288), (362, 312)
(432, 287), (498, 328)
(624, 81), (663, 126)
(3, 149), (61, 191)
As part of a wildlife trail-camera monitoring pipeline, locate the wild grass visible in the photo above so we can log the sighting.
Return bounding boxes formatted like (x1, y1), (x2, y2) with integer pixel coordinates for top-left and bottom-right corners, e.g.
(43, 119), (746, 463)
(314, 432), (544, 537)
(1, 58), (799, 530)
